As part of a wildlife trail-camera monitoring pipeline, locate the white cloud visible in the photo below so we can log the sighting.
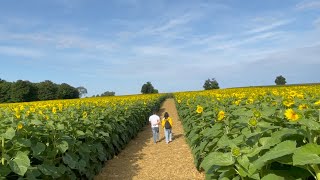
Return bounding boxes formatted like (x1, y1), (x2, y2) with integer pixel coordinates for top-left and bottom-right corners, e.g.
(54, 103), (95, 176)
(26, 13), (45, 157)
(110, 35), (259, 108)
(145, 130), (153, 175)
(0, 46), (44, 58)
(314, 17), (320, 28)
(246, 19), (294, 34)
(296, 0), (320, 10)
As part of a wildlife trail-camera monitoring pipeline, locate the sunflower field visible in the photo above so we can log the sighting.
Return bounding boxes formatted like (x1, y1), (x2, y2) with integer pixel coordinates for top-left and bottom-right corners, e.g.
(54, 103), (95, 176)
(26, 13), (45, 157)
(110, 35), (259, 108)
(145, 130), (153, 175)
(0, 94), (164, 179)
(174, 85), (320, 180)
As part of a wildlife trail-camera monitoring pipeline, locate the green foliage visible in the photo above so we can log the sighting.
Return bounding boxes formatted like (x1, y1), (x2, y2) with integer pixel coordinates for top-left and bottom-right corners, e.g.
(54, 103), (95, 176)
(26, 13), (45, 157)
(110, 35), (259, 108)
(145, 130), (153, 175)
(36, 80), (58, 100)
(203, 78), (219, 90)
(57, 83), (79, 99)
(10, 80), (37, 102)
(141, 82), (158, 94)
(76, 86), (88, 97)
(275, 75), (286, 85)
(0, 95), (166, 179)
(0, 81), (12, 103)
(100, 91), (115, 96)
(174, 85), (320, 179)
(0, 78), (80, 103)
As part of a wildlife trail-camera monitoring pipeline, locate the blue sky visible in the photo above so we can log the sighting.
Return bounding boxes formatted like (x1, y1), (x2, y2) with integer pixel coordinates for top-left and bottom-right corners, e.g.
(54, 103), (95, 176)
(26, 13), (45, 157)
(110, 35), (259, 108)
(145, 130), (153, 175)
(0, 0), (319, 96)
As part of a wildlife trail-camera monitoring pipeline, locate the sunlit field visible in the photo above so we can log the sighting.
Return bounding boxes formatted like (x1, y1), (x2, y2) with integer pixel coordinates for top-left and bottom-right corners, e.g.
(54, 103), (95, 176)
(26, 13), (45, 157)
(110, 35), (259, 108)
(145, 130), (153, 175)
(174, 85), (320, 179)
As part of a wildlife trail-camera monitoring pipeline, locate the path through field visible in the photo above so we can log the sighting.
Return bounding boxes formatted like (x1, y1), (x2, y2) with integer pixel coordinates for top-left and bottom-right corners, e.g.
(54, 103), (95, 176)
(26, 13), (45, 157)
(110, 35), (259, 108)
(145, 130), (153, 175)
(95, 98), (204, 180)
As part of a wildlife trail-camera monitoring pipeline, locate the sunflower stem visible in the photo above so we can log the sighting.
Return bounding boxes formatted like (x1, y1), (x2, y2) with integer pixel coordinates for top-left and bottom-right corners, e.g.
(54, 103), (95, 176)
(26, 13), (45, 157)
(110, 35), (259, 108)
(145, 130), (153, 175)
(1, 136), (4, 165)
(311, 164), (320, 180)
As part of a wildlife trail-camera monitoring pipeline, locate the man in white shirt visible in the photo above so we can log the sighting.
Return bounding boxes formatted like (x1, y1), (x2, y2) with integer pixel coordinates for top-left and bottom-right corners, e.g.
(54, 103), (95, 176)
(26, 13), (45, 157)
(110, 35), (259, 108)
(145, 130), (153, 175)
(149, 111), (160, 144)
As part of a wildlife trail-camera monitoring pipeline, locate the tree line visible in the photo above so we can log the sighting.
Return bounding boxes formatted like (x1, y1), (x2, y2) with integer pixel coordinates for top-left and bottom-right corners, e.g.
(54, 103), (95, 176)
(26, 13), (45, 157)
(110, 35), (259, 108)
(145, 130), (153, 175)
(0, 75), (288, 103)
(0, 78), (79, 103)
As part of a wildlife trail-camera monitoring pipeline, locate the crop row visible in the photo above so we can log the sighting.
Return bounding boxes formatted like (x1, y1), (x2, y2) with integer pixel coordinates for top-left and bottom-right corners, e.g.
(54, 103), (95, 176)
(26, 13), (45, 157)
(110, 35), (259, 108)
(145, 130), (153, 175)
(0, 94), (165, 179)
(175, 85), (320, 180)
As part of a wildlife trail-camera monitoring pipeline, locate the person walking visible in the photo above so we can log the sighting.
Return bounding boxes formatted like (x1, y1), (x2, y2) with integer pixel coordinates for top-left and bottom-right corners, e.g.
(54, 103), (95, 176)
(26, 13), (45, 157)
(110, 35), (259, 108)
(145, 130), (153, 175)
(149, 110), (160, 144)
(161, 112), (173, 144)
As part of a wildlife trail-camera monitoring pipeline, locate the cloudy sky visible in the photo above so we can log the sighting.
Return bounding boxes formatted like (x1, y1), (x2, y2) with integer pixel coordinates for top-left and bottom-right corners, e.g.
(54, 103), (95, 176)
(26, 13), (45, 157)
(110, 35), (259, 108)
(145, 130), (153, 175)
(0, 0), (319, 96)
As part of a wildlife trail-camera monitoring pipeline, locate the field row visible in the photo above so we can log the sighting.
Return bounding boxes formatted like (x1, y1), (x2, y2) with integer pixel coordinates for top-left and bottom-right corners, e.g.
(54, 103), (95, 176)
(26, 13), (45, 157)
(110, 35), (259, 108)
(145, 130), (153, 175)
(174, 85), (320, 179)
(0, 94), (165, 179)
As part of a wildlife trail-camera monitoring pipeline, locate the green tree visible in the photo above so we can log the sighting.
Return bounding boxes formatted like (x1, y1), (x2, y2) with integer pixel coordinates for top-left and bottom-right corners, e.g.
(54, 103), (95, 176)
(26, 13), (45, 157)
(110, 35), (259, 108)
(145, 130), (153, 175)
(0, 81), (12, 103)
(0, 78), (5, 83)
(77, 86), (88, 97)
(10, 80), (38, 102)
(101, 91), (115, 96)
(57, 83), (79, 99)
(275, 75), (287, 85)
(141, 82), (158, 94)
(36, 80), (58, 100)
(203, 78), (220, 90)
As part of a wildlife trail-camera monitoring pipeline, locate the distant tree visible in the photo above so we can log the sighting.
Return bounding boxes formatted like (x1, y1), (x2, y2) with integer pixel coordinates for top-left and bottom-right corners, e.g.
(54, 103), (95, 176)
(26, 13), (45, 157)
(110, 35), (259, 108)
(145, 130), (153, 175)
(101, 91), (115, 96)
(57, 83), (79, 99)
(275, 75), (286, 85)
(0, 81), (12, 103)
(10, 80), (37, 102)
(77, 86), (88, 97)
(203, 78), (220, 90)
(141, 82), (158, 94)
(0, 78), (5, 83)
(36, 80), (58, 100)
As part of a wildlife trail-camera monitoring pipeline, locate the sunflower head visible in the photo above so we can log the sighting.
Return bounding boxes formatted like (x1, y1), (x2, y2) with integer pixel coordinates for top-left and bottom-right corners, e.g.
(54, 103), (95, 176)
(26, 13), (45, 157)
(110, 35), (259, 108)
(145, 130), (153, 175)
(249, 118), (258, 127)
(232, 147), (241, 157)
(217, 110), (225, 121)
(284, 109), (299, 122)
(196, 105), (203, 114)
(298, 104), (308, 110)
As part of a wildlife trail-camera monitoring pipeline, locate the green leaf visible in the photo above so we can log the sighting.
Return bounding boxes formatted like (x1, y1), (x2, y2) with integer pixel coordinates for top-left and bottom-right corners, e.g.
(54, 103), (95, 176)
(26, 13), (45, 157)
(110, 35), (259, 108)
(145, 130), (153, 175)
(293, 143), (320, 165)
(76, 130), (85, 136)
(3, 127), (15, 140)
(261, 174), (286, 180)
(16, 138), (31, 147)
(63, 152), (78, 169)
(0, 165), (11, 176)
(9, 151), (30, 176)
(38, 163), (61, 178)
(31, 142), (46, 156)
(247, 129), (298, 157)
(56, 123), (65, 130)
(251, 140), (296, 172)
(200, 152), (234, 172)
(30, 119), (42, 125)
(299, 118), (320, 131)
(26, 168), (41, 179)
(57, 141), (69, 153)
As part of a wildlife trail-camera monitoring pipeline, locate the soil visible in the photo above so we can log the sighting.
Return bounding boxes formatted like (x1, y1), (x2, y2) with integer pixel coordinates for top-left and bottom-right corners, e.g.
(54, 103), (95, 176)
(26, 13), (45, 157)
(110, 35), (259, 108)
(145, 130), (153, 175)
(95, 98), (204, 180)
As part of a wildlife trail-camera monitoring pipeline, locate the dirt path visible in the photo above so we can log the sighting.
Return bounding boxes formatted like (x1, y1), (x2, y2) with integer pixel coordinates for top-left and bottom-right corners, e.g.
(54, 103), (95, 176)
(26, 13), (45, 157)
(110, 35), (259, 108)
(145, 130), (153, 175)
(95, 98), (204, 180)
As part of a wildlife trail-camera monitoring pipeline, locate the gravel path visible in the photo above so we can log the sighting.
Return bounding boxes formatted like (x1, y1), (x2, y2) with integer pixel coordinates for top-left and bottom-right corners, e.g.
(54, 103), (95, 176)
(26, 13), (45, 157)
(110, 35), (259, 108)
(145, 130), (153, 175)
(95, 98), (204, 180)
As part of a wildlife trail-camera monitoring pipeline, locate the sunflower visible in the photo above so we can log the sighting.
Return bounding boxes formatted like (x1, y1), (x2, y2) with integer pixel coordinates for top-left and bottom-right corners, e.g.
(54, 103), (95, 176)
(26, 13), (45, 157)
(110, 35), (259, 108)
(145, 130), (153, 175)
(217, 110), (225, 121)
(52, 107), (57, 114)
(249, 118), (258, 127)
(298, 104), (308, 110)
(283, 100), (294, 107)
(82, 111), (88, 118)
(284, 109), (299, 122)
(196, 105), (203, 114)
(232, 147), (241, 157)
(17, 123), (23, 130)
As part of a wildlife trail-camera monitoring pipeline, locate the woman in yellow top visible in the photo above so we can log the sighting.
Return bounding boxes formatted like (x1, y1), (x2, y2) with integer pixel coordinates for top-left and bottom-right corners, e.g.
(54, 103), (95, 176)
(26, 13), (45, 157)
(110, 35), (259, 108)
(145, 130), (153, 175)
(161, 112), (173, 144)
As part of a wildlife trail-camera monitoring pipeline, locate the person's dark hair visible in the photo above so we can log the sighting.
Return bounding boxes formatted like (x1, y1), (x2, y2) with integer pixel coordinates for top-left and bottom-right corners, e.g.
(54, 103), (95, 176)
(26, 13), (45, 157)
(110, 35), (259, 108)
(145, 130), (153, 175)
(164, 112), (169, 119)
